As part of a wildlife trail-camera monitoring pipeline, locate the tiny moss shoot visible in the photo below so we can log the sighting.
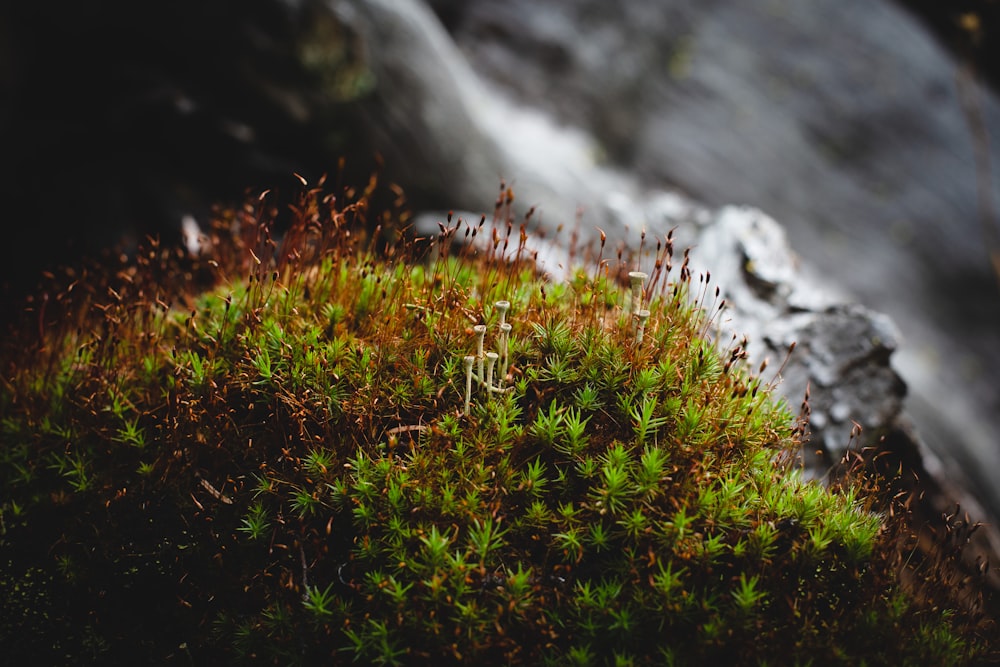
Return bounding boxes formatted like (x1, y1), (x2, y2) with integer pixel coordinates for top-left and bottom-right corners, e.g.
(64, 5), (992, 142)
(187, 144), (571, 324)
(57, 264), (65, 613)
(0, 178), (996, 664)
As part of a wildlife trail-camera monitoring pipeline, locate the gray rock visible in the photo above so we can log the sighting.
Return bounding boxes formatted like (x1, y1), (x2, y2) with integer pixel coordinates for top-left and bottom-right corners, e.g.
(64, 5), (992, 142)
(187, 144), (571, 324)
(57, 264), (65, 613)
(691, 206), (1000, 561)
(693, 207), (906, 472)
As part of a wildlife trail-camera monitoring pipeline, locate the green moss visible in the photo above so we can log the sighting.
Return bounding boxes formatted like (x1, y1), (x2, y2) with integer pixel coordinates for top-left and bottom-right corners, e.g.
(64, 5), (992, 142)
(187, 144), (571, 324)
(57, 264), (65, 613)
(0, 182), (995, 664)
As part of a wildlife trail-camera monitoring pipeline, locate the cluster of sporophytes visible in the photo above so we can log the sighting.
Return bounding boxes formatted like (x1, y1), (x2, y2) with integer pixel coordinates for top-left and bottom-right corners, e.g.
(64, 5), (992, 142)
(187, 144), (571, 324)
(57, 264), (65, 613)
(0, 178), (996, 664)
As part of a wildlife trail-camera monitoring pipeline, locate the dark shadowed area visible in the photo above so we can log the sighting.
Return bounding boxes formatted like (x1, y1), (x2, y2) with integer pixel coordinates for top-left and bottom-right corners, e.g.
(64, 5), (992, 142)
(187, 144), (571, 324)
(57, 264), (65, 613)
(0, 0), (379, 315)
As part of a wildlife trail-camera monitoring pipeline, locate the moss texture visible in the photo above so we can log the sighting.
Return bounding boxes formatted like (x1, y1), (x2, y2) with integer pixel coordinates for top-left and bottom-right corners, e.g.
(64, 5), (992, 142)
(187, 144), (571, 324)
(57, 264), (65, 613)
(0, 180), (995, 664)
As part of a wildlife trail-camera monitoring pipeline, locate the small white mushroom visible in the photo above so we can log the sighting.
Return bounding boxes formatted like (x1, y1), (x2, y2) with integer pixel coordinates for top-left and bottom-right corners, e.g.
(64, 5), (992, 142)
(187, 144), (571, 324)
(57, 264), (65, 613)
(628, 271), (648, 316)
(499, 322), (512, 387)
(494, 300), (511, 326)
(635, 309), (651, 344)
(486, 352), (499, 393)
(473, 324), (488, 383)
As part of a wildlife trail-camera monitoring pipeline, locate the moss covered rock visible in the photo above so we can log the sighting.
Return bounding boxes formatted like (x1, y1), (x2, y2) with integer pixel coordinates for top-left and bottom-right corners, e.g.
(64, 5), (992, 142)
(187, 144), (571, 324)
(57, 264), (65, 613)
(0, 183), (994, 664)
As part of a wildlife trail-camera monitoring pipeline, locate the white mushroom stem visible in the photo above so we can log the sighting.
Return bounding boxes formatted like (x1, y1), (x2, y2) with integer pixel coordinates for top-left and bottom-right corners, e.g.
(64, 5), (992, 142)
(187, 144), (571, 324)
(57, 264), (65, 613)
(628, 271), (648, 315)
(463, 355), (476, 415)
(486, 352), (499, 393)
(499, 322), (512, 387)
(635, 309), (651, 344)
(473, 324), (487, 383)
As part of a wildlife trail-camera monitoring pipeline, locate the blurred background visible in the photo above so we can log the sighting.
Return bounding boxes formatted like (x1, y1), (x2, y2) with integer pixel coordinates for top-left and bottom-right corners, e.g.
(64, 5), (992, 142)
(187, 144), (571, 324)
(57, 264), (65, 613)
(1, 0), (998, 524)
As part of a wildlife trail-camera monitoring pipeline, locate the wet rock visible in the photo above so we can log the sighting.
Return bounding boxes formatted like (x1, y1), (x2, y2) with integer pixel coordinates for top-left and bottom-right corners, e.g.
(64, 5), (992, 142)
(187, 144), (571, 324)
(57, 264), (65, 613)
(693, 207), (906, 471)
(691, 207), (1000, 564)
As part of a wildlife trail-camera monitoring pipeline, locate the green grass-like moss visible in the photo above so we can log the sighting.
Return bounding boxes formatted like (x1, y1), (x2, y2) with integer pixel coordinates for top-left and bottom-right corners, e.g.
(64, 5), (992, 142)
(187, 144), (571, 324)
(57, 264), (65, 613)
(0, 181), (995, 664)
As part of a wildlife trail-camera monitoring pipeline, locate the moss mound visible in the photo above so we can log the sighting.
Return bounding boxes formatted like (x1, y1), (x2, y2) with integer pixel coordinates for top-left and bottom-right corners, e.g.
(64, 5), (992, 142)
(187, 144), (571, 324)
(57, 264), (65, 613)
(0, 181), (995, 664)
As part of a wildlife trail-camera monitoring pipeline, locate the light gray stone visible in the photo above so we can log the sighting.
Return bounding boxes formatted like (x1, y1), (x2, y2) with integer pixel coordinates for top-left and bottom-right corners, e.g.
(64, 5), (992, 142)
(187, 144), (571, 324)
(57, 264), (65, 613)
(692, 206), (906, 471)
